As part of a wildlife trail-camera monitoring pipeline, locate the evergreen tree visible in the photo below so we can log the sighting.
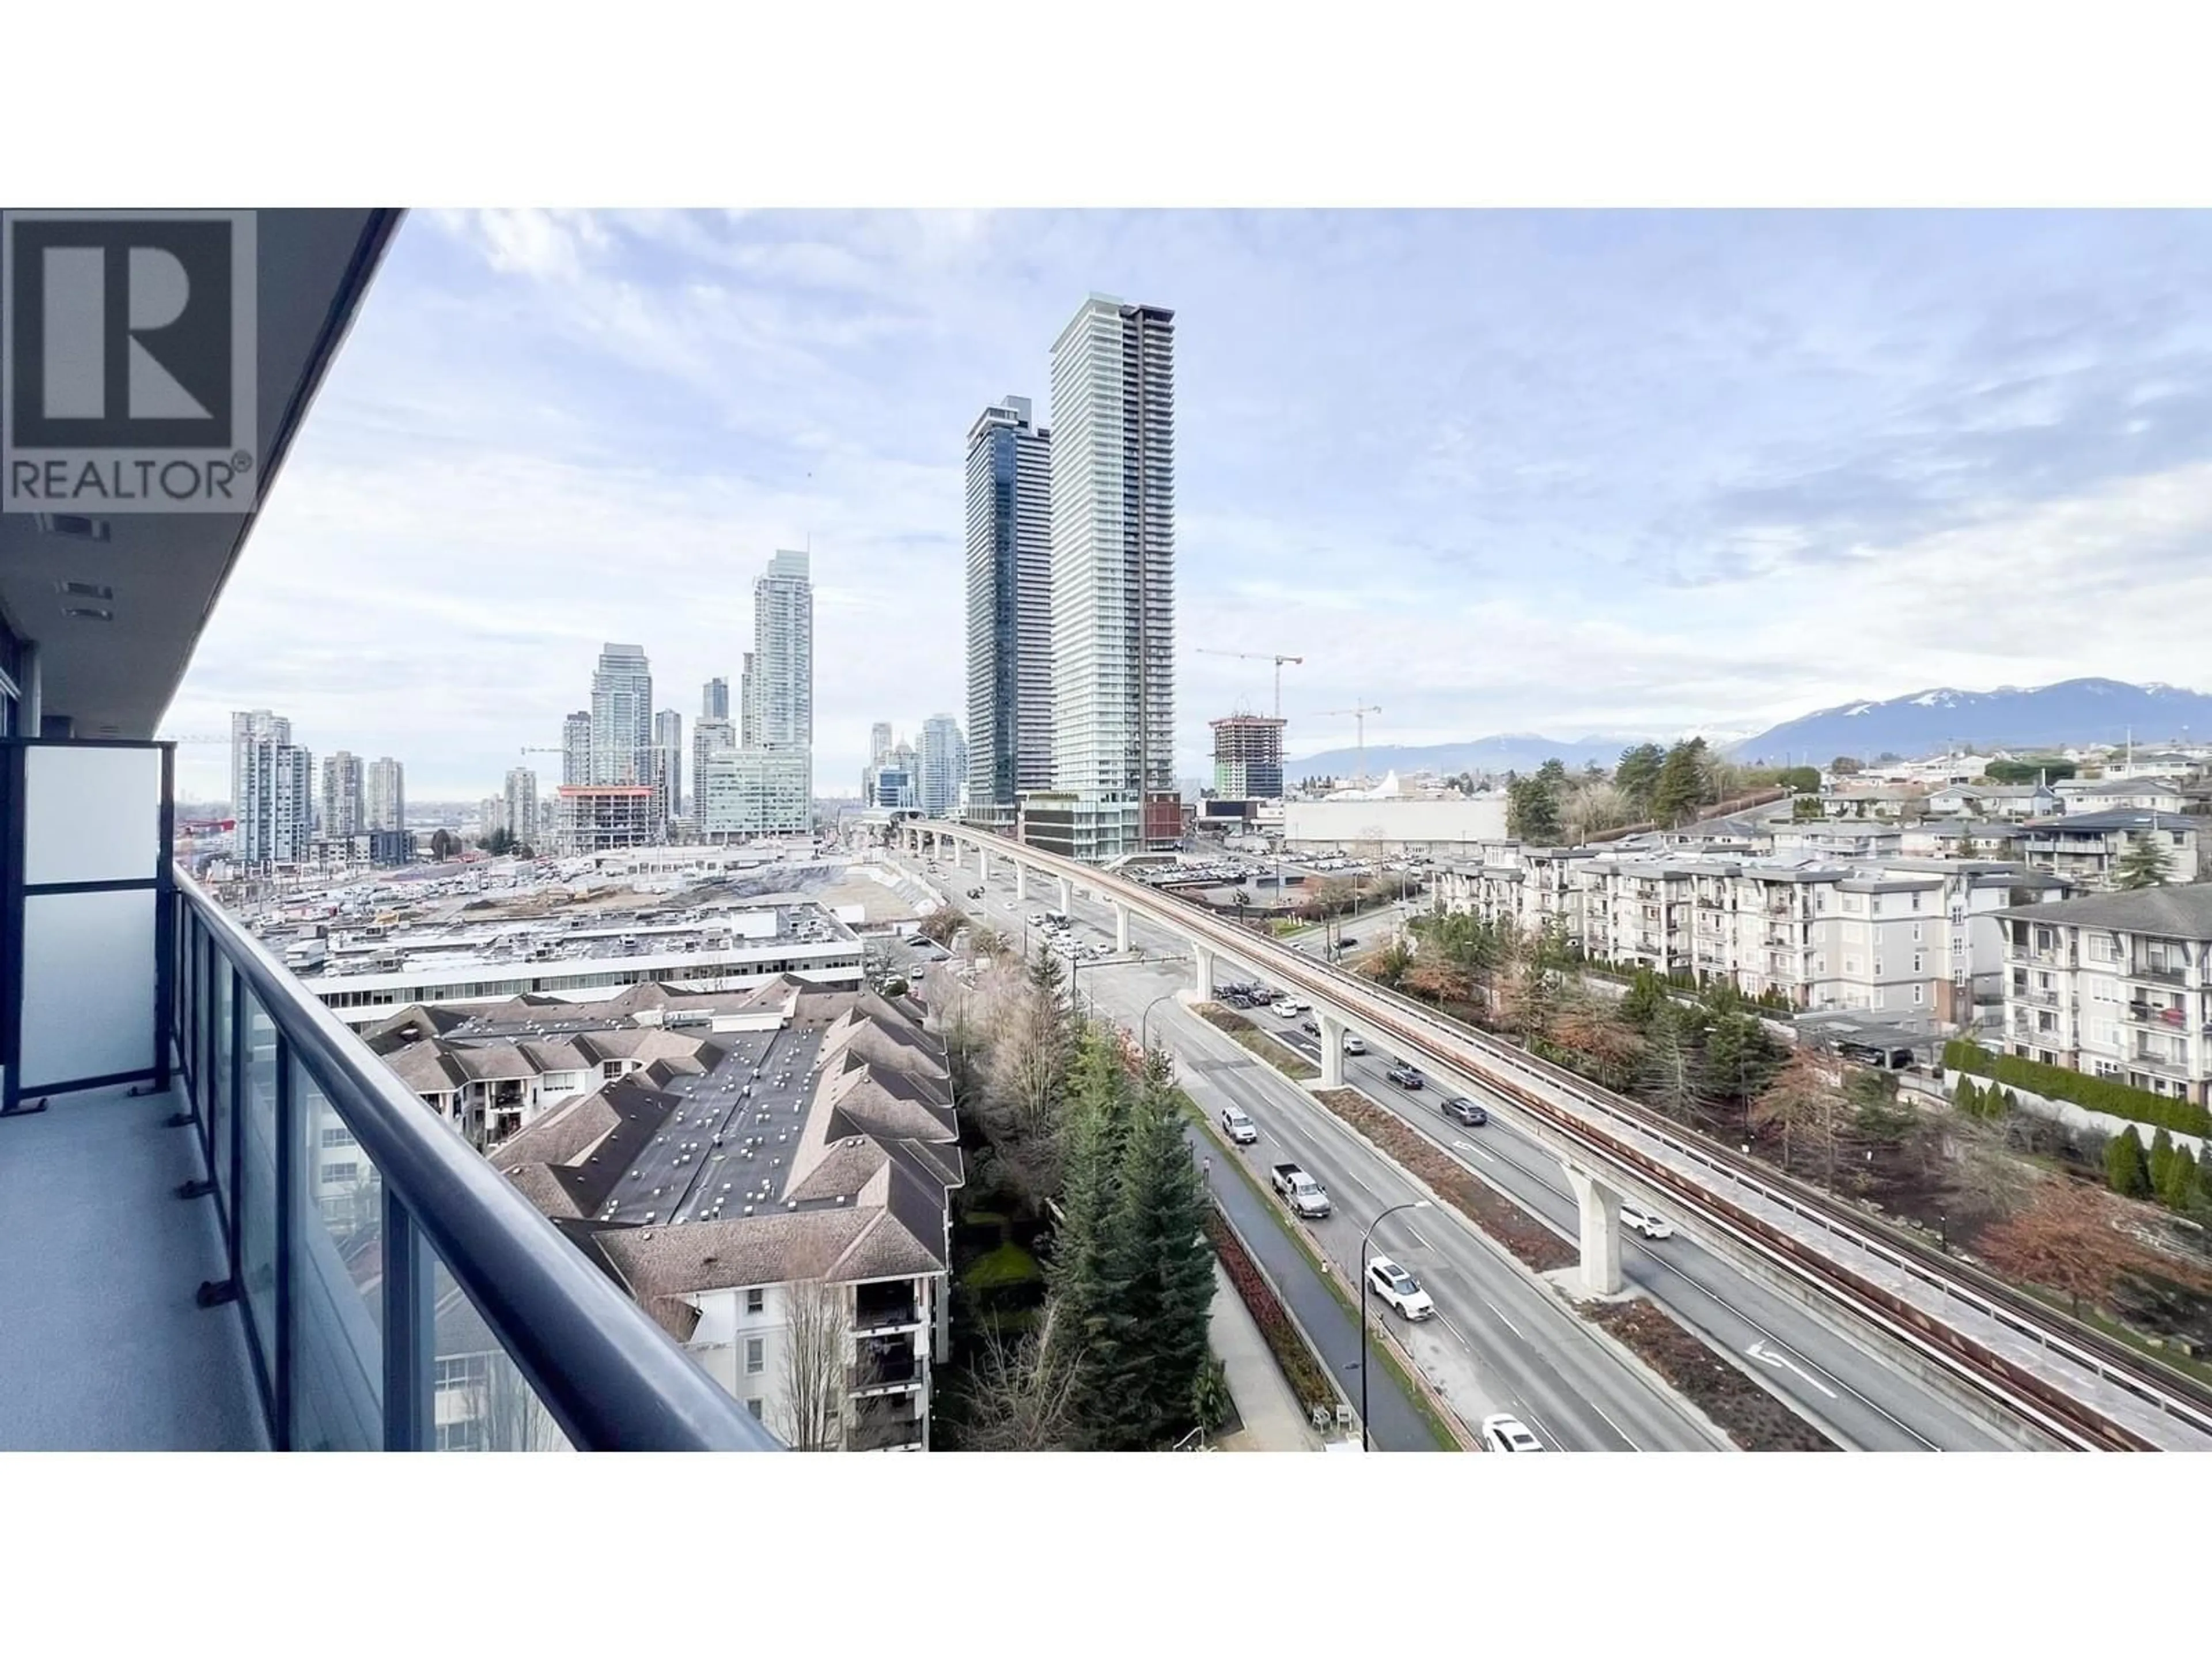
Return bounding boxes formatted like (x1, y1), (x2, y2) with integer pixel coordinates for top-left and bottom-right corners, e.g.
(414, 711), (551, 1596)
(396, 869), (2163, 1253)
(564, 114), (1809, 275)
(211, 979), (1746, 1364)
(1650, 738), (1709, 827)
(2157, 1144), (2200, 1211)
(1507, 773), (1564, 843)
(2113, 831), (2173, 891)
(2106, 1126), (2153, 1199)
(1952, 1074), (1983, 1117)
(2149, 1126), (2176, 1192)
(1705, 1012), (1782, 1110)
(1085, 1074), (1215, 1449)
(1619, 967), (1668, 1032)
(1613, 743), (1668, 816)
(1048, 1031), (1132, 1440)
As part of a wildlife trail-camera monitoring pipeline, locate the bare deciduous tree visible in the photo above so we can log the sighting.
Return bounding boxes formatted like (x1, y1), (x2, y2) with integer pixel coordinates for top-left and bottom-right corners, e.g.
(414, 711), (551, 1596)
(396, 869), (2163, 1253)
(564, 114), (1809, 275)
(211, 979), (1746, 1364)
(472, 1351), (569, 1452)
(780, 1274), (849, 1452)
(957, 1298), (1083, 1452)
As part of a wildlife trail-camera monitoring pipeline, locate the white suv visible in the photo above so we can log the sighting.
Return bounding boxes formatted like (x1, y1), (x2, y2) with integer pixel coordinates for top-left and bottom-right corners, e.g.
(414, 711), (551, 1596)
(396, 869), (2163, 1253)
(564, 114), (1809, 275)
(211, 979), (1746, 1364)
(1220, 1107), (1259, 1145)
(1342, 1033), (1368, 1056)
(1620, 1204), (1675, 1241)
(1366, 1256), (1434, 1321)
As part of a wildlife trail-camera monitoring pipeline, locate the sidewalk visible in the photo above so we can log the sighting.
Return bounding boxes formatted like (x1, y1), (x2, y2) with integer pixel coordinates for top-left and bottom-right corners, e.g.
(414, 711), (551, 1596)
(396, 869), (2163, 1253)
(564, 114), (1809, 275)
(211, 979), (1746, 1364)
(1207, 1262), (1320, 1452)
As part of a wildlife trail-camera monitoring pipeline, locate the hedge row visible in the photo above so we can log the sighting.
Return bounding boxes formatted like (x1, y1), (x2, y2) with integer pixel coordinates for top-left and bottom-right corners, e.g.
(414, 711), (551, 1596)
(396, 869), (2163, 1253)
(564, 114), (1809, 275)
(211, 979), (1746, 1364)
(1200, 1205), (1336, 1416)
(1944, 1039), (2212, 1137)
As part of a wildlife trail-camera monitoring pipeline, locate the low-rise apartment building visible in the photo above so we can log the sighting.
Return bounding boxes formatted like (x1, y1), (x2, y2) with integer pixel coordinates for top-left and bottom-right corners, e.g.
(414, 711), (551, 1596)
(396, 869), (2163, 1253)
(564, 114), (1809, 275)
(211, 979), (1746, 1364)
(2018, 810), (2201, 890)
(2052, 777), (2192, 815)
(1925, 783), (2058, 819)
(1994, 884), (2212, 1109)
(1438, 846), (2069, 1021)
(381, 978), (960, 1449)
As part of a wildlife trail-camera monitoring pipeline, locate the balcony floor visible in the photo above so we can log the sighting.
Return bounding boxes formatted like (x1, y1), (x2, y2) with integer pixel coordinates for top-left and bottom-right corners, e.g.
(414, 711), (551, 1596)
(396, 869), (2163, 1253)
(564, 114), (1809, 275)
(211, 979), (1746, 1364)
(0, 1082), (268, 1450)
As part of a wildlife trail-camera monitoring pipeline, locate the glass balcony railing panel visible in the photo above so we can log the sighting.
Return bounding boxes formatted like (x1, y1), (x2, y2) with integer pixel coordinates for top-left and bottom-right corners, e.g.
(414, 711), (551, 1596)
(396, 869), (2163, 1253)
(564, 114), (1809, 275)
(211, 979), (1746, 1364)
(429, 1248), (573, 1453)
(240, 993), (281, 1366)
(211, 961), (234, 1203)
(287, 1054), (385, 1452)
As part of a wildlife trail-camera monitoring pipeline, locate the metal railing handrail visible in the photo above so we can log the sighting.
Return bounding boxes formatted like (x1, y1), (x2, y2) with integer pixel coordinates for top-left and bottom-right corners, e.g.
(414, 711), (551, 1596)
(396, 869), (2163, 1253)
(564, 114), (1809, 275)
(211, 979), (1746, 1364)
(175, 866), (778, 1452)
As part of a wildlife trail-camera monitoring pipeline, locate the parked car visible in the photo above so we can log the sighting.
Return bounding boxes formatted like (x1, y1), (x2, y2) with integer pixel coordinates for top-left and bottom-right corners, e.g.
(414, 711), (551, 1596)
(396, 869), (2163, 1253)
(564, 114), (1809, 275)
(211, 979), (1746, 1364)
(1342, 1033), (1368, 1055)
(968, 887), (984, 899)
(1620, 1204), (1675, 1241)
(1270, 999), (1300, 1018)
(1366, 1255), (1434, 1320)
(1337, 934), (1357, 949)
(1481, 1414), (1544, 1453)
(1441, 1096), (1487, 1127)
(1385, 1062), (1424, 1090)
(1220, 1107), (1259, 1145)
(1300, 1017), (1320, 1035)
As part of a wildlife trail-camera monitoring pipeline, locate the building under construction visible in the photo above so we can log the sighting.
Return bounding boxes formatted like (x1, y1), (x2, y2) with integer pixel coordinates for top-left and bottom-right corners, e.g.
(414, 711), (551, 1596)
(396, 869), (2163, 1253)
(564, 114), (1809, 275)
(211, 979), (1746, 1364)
(1210, 714), (1287, 801)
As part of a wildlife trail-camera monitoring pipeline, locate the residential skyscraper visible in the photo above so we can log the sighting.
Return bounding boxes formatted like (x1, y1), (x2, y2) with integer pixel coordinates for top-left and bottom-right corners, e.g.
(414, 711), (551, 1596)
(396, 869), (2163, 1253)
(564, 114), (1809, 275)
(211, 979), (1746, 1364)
(365, 756), (406, 832)
(561, 710), (591, 786)
(702, 677), (729, 721)
(319, 748), (365, 838)
(239, 738), (313, 868)
(693, 716), (736, 805)
(918, 715), (966, 819)
(503, 767), (539, 844)
(654, 708), (683, 817)
(229, 709), (290, 815)
(589, 644), (654, 791)
(752, 552), (812, 751)
(1043, 296), (1177, 859)
(739, 653), (760, 748)
(964, 393), (1053, 830)
(870, 722), (893, 767)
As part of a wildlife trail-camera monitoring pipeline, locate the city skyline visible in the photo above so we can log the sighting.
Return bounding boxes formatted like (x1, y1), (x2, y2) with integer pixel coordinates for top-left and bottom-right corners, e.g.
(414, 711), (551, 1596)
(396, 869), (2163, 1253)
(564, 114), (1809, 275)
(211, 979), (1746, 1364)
(162, 209), (2212, 798)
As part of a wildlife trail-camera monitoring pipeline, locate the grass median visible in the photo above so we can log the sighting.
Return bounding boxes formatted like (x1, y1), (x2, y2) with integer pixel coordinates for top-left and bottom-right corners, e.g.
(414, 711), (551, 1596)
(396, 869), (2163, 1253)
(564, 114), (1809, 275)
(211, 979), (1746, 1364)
(1192, 1001), (1321, 1082)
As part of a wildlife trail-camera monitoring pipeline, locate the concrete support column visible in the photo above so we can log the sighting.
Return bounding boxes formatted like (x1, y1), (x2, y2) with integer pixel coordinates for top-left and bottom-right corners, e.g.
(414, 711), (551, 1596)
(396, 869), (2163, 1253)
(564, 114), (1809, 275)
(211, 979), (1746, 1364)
(1056, 875), (1071, 912)
(1192, 943), (1217, 997)
(1015, 862), (1028, 902)
(1111, 901), (1131, 954)
(1562, 1162), (1625, 1297)
(979, 847), (991, 882)
(1317, 1012), (1345, 1089)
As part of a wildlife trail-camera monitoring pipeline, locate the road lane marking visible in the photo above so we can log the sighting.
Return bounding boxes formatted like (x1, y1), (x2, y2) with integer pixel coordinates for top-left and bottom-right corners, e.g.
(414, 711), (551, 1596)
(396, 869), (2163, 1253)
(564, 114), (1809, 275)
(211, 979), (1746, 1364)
(1747, 1339), (1838, 1399)
(1404, 1228), (1431, 1251)
(1479, 1296), (1525, 1341)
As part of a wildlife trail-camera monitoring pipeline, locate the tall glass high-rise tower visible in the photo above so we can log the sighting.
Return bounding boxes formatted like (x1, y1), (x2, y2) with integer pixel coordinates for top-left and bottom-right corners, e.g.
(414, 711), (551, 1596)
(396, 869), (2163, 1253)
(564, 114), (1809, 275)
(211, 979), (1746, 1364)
(964, 395), (1054, 829)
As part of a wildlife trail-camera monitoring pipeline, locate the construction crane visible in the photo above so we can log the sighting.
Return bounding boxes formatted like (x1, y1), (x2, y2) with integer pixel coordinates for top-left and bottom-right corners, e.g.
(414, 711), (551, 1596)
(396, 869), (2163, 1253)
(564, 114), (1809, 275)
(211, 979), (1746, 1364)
(1312, 703), (1382, 787)
(1194, 649), (1303, 721)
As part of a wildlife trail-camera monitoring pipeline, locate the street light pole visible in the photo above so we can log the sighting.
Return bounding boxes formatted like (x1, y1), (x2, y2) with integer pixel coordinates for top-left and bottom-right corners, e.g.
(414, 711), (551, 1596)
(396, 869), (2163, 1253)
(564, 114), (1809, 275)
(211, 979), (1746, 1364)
(1357, 1198), (1431, 1451)
(1141, 990), (1177, 1052)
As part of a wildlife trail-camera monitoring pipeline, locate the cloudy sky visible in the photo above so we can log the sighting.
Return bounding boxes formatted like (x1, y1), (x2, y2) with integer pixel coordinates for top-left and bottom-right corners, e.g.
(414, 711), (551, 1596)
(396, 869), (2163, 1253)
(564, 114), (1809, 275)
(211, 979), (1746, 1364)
(166, 209), (2212, 801)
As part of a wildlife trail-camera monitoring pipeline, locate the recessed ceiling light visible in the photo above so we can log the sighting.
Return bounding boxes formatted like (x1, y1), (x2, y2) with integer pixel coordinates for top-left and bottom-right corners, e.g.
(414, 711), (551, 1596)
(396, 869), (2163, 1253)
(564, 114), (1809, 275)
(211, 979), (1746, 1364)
(62, 605), (114, 622)
(37, 513), (111, 542)
(56, 579), (115, 601)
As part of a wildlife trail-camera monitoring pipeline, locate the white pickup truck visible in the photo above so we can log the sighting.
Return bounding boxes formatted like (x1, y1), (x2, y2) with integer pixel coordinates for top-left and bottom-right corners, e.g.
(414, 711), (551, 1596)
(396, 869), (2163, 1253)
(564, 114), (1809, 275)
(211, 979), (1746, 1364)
(1271, 1161), (1332, 1219)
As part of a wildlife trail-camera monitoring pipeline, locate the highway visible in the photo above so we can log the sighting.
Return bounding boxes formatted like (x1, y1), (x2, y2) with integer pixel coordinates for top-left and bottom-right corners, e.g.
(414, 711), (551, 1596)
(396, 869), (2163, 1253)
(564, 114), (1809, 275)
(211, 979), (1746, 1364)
(915, 855), (1719, 1450)
(915, 848), (2013, 1452)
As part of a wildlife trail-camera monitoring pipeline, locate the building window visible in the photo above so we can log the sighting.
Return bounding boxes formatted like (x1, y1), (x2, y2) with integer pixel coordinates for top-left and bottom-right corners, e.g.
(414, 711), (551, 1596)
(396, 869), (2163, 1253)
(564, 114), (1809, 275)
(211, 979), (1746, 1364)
(745, 1287), (765, 1314)
(745, 1336), (765, 1376)
(319, 1161), (358, 1186)
(1912, 984), (1925, 1005)
(747, 1397), (764, 1419)
(320, 1125), (355, 1148)
(1912, 955), (1922, 974)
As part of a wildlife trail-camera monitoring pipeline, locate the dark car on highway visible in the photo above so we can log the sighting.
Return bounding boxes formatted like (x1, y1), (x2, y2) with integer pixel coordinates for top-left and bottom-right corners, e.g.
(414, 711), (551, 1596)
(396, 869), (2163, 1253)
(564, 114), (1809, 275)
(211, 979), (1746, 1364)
(1385, 1061), (1424, 1090)
(1442, 1096), (1487, 1127)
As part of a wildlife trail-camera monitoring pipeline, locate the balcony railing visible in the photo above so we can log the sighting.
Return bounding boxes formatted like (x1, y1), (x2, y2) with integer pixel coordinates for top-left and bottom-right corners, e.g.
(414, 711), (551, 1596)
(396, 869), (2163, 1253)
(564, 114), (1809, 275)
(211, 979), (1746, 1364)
(849, 1412), (926, 1452)
(2012, 984), (2063, 1007)
(2124, 1003), (2189, 1031)
(2126, 1051), (2195, 1081)
(852, 1293), (921, 1333)
(849, 1351), (922, 1393)
(2127, 962), (2188, 986)
(170, 868), (777, 1452)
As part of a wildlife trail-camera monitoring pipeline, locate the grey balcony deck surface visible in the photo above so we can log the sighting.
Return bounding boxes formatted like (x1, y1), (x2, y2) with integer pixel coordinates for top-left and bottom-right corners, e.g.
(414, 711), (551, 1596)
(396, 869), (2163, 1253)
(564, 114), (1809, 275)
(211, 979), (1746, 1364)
(0, 1082), (267, 1450)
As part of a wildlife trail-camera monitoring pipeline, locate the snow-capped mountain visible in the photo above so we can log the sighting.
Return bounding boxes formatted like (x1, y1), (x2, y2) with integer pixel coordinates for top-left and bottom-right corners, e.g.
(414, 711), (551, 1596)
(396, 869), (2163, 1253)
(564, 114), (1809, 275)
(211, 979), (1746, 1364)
(1731, 679), (2212, 763)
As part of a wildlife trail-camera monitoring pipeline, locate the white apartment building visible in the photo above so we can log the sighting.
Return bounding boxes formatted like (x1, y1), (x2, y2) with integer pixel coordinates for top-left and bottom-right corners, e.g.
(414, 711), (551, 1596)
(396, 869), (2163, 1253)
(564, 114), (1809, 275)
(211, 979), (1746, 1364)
(1995, 885), (2212, 1109)
(752, 551), (814, 753)
(503, 767), (537, 843)
(2052, 777), (2191, 815)
(319, 748), (365, 837)
(917, 714), (966, 820)
(696, 748), (811, 839)
(238, 737), (314, 869)
(229, 708), (290, 814)
(589, 643), (655, 791)
(1924, 783), (2057, 819)
(1439, 847), (2068, 1022)
(1040, 294), (1177, 860)
(365, 756), (406, 832)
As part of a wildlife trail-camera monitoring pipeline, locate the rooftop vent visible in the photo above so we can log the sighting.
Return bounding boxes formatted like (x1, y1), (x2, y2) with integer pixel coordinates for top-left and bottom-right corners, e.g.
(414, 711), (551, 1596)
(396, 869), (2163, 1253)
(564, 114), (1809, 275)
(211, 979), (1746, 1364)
(55, 578), (115, 601)
(62, 605), (113, 622)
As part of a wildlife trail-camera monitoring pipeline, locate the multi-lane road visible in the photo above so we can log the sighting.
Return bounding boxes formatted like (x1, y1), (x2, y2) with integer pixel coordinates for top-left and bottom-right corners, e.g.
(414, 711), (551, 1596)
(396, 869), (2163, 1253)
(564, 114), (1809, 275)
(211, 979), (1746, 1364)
(914, 850), (2013, 1452)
